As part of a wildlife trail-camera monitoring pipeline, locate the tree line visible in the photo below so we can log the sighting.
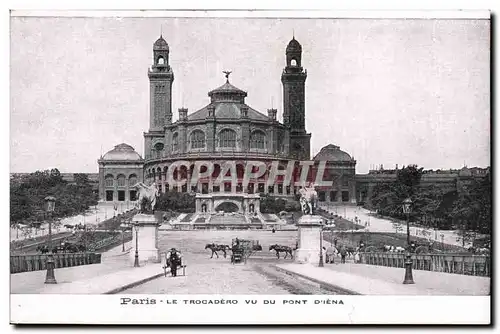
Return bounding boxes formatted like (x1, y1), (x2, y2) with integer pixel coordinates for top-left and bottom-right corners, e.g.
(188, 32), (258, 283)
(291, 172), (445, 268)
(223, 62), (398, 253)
(10, 169), (98, 225)
(368, 165), (491, 236)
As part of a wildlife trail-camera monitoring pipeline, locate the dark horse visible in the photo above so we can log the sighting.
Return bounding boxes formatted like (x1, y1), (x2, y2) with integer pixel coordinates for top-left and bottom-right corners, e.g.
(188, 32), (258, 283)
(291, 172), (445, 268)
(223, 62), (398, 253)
(269, 244), (294, 260)
(205, 243), (230, 259)
(36, 245), (50, 254)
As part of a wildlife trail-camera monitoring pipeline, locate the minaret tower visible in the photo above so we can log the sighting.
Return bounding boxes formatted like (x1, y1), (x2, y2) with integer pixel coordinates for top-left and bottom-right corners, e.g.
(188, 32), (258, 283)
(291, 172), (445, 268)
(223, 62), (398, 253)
(281, 36), (311, 160)
(148, 35), (174, 131)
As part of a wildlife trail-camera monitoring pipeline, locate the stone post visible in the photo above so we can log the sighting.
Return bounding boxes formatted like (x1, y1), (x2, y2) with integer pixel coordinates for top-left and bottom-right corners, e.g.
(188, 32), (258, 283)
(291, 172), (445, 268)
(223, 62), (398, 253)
(130, 213), (161, 264)
(295, 214), (324, 265)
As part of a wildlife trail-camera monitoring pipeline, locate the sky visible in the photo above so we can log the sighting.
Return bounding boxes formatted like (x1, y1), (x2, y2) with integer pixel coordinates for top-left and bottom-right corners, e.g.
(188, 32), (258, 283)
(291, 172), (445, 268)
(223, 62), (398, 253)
(9, 16), (490, 174)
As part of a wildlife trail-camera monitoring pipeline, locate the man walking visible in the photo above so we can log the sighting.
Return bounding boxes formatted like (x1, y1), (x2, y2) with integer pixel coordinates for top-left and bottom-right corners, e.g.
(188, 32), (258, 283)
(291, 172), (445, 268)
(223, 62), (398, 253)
(340, 246), (347, 264)
(326, 245), (335, 264)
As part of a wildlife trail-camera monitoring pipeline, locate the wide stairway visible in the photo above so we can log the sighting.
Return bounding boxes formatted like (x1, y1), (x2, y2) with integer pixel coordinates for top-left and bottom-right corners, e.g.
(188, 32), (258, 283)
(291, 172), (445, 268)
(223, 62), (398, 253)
(209, 213), (248, 226)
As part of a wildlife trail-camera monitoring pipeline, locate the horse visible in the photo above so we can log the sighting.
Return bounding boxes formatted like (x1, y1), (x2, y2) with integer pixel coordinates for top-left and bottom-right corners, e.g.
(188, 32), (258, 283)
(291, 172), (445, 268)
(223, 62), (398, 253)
(205, 243), (230, 259)
(298, 186), (318, 215)
(36, 245), (49, 254)
(269, 244), (294, 260)
(132, 182), (158, 212)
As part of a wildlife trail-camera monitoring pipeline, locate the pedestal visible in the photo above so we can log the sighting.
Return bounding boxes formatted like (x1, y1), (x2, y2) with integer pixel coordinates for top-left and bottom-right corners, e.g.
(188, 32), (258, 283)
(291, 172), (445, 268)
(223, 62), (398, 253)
(295, 215), (324, 265)
(130, 214), (161, 265)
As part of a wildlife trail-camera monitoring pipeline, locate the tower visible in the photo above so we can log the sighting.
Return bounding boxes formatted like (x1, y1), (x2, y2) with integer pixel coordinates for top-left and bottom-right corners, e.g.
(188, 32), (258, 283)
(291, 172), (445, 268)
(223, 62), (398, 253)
(281, 36), (311, 160)
(148, 35), (174, 131)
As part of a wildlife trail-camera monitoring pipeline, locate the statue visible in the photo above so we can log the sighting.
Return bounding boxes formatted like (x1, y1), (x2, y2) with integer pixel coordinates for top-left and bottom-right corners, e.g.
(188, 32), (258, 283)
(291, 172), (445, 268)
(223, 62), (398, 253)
(132, 182), (159, 214)
(299, 185), (318, 215)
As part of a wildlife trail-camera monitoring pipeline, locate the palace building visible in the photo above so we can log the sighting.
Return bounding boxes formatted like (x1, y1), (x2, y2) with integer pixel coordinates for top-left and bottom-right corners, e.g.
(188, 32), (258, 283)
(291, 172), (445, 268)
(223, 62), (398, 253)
(97, 35), (359, 218)
(95, 35), (490, 220)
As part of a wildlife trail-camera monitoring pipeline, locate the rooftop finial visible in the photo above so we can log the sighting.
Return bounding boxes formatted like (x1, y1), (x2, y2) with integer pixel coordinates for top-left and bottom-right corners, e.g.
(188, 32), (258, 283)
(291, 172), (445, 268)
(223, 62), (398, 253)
(293, 29), (295, 39)
(160, 24), (163, 37)
(223, 70), (232, 82)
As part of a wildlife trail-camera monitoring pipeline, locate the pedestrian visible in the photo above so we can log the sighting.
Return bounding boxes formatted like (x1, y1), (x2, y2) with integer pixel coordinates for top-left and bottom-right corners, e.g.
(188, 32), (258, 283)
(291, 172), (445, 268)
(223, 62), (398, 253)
(166, 247), (182, 277)
(340, 246), (347, 264)
(326, 245), (335, 264)
(354, 251), (360, 264)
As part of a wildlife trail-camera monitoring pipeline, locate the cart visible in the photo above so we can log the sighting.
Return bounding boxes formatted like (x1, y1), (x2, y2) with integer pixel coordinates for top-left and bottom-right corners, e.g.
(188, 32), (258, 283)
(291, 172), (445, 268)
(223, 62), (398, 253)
(161, 252), (186, 277)
(230, 238), (262, 264)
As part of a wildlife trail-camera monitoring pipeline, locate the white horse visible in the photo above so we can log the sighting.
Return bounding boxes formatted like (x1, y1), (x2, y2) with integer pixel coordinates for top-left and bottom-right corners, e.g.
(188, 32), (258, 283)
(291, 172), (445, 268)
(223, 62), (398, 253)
(133, 182), (159, 212)
(299, 186), (318, 215)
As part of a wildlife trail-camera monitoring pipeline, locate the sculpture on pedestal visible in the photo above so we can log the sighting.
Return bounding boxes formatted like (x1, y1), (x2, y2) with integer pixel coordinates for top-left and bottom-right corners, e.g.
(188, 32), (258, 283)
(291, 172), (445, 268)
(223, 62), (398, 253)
(132, 182), (159, 214)
(299, 185), (318, 215)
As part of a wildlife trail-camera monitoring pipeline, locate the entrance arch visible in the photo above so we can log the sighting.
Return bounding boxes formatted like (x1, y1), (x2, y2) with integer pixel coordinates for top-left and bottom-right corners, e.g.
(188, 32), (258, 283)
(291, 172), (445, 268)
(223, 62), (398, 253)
(213, 198), (243, 213)
(214, 202), (239, 213)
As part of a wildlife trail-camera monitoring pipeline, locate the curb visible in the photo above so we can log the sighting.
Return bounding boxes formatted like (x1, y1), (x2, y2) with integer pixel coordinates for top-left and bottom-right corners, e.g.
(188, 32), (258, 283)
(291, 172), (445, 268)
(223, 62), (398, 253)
(105, 268), (170, 294)
(275, 266), (362, 295)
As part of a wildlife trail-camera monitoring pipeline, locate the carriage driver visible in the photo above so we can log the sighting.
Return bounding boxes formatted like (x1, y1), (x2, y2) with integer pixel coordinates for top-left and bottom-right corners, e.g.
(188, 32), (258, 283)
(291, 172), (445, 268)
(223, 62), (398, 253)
(166, 248), (182, 277)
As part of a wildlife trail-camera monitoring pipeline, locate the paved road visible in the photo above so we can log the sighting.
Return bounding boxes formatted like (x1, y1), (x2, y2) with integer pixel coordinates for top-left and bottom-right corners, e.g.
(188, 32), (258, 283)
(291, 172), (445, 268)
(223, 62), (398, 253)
(10, 202), (133, 242)
(124, 230), (334, 294)
(320, 205), (474, 248)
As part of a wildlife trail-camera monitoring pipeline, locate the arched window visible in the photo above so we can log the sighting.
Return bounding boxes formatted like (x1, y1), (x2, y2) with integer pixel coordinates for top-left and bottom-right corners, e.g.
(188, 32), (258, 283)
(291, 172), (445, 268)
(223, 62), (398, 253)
(117, 174), (126, 187)
(157, 167), (162, 180)
(154, 143), (164, 159)
(250, 130), (266, 149)
(128, 174), (137, 186)
(157, 56), (164, 65)
(190, 130), (206, 149)
(105, 174), (114, 188)
(172, 133), (179, 152)
(218, 129), (237, 148)
(291, 58), (297, 66)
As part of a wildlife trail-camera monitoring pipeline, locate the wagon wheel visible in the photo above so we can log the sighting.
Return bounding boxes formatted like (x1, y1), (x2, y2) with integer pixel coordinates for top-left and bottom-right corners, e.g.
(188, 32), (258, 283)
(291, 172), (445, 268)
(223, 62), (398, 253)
(365, 246), (377, 253)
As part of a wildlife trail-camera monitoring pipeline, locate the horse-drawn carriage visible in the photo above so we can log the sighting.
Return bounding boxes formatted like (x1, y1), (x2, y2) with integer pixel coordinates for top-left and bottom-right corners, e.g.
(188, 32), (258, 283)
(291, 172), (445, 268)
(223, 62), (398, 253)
(230, 238), (262, 264)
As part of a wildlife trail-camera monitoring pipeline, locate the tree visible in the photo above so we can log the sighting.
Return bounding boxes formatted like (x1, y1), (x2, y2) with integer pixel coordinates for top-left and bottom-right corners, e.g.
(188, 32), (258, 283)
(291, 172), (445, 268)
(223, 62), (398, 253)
(10, 169), (98, 224)
(396, 164), (424, 198)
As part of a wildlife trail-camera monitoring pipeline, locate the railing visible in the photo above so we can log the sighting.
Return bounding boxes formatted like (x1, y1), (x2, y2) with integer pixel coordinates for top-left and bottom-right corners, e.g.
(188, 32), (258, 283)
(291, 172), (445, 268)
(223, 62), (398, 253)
(10, 252), (102, 274)
(359, 252), (491, 277)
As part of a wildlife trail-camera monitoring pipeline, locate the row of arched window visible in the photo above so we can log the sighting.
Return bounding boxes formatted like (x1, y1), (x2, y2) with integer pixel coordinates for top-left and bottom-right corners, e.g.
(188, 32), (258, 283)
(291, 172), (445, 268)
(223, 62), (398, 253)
(163, 129), (267, 152)
(104, 174), (138, 188)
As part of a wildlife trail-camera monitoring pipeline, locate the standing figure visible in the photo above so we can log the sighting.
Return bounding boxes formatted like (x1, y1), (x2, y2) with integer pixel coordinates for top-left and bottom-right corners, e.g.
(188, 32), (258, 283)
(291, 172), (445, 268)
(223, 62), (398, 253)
(166, 247), (182, 277)
(340, 246), (347, 264)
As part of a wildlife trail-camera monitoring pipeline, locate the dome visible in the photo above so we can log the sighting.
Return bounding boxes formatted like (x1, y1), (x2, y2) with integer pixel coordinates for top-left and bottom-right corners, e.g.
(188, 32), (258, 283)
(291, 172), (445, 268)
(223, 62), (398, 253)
(286, 37), (302, 53)
(153, 35), (169, 50)
(102, 143), (142, 161)
(208, 81), (247, 98)
(313, 144), (353, 162)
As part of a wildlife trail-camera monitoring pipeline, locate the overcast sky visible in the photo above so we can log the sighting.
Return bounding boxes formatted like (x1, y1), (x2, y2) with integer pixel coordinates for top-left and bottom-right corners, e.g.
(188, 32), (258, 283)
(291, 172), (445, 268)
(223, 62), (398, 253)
(10, 16), (490, 174)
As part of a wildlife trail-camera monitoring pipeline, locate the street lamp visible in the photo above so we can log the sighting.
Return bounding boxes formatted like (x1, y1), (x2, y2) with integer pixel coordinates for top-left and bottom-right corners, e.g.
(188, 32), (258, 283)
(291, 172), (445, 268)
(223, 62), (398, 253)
(319, 226), (324, 267)
(402, 198), (414, 284)
(44, 196), (57, 284)
(133, 224), (140, 267)
(120, 221), (129, 252)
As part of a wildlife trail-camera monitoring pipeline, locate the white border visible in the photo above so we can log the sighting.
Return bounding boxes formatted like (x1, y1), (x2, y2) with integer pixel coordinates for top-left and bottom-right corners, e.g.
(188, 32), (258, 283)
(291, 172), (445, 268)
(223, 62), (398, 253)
(10, 295), (491, 325)
(9, 10), (492, 19)
(4, 0), (496, 328)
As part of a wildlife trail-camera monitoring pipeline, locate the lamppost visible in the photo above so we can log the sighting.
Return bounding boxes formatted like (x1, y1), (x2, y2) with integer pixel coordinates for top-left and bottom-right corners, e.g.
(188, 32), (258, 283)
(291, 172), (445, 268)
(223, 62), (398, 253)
(133, 224), (140, 267)
(44, 196), (57, 284)
(120, 221), (129, 252)
(402, 198), (414, 284)
(319, 226), (324, 267)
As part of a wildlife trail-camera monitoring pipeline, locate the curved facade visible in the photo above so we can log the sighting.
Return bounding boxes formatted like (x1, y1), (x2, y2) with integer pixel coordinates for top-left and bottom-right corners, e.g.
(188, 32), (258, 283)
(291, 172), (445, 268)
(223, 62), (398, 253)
(142, 35), (314, 197)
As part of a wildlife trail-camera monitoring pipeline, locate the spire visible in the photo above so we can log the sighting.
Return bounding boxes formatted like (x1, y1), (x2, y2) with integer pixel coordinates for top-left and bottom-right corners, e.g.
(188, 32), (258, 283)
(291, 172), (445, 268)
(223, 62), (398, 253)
(160, 24), (163, 37)
(292, 29), (295, 39)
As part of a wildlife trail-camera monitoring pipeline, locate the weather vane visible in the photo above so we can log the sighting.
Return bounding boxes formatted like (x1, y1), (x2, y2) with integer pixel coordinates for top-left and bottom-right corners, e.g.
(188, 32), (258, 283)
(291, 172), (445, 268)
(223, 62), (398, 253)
(223, 70), (232, 82)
